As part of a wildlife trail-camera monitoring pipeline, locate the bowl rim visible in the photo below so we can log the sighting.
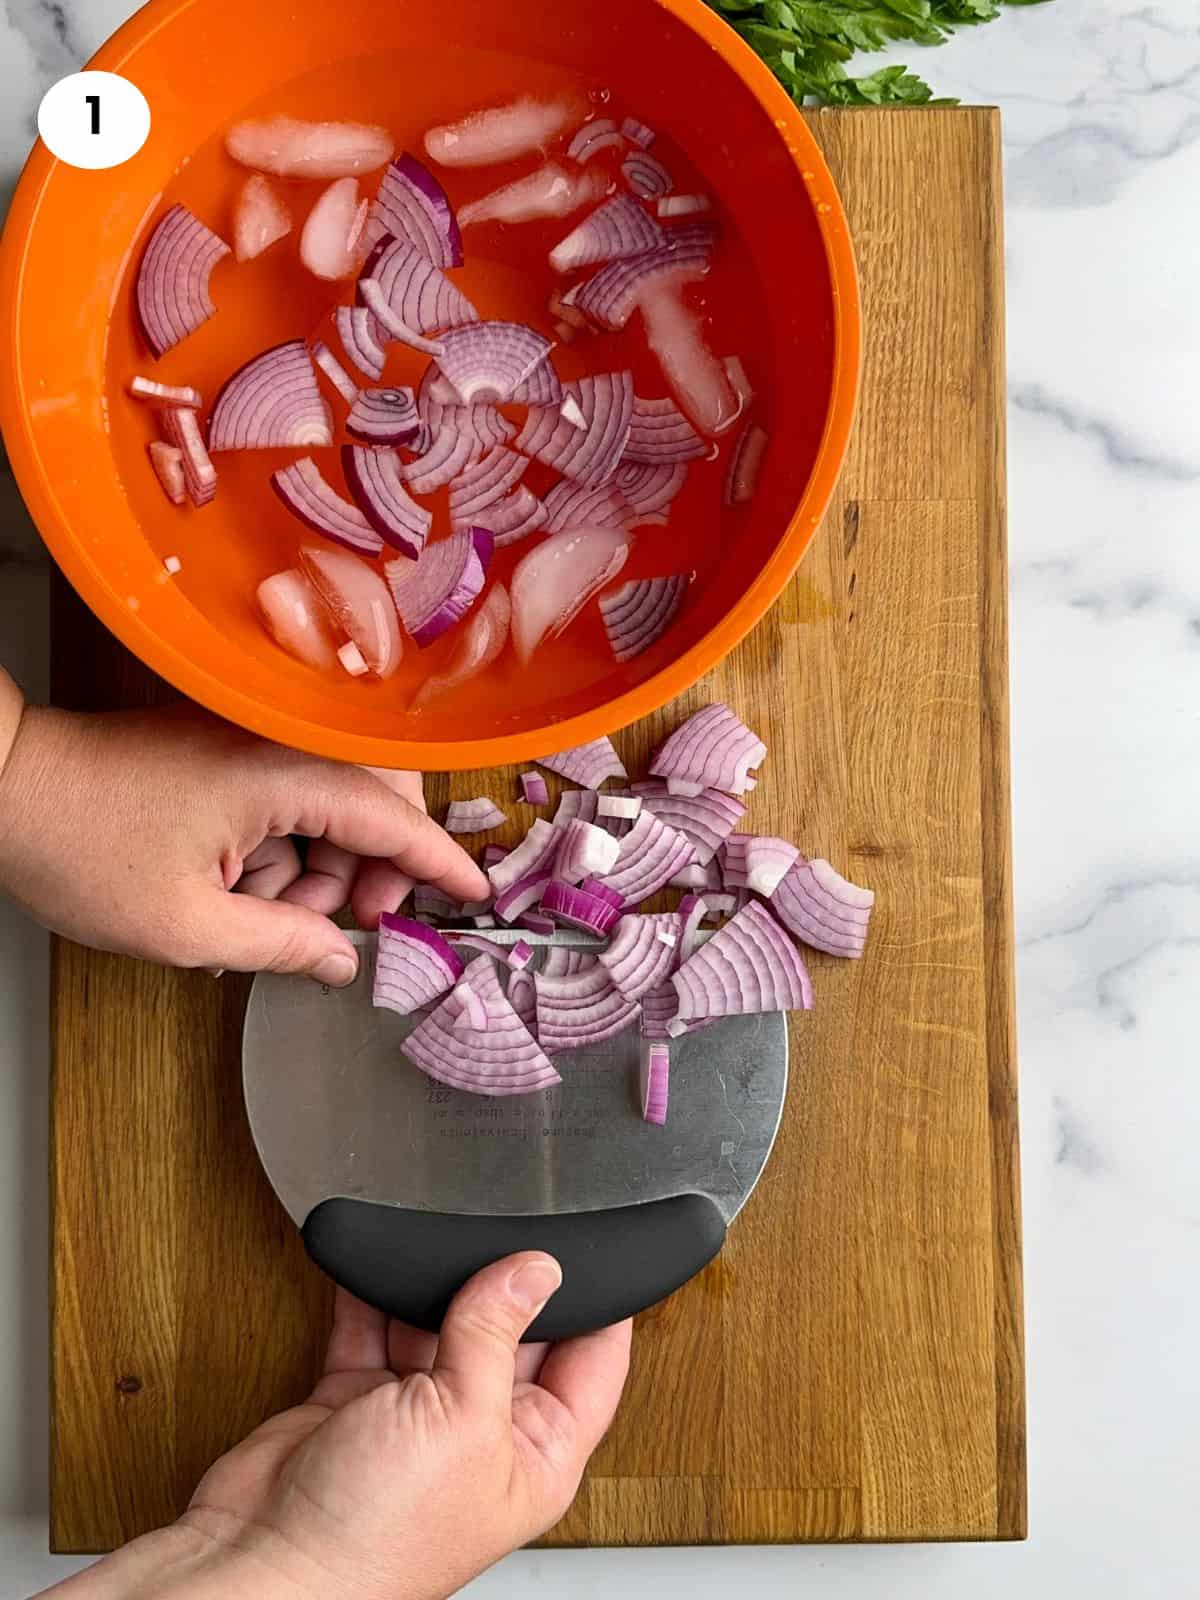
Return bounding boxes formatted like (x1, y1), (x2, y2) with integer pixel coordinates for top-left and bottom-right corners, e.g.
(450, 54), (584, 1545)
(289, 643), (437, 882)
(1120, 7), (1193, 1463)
(0, 0), (860, 771)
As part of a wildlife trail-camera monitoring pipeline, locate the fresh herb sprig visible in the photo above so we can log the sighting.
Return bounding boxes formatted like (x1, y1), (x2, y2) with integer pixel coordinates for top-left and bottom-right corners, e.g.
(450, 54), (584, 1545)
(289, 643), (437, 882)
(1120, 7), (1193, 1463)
(706, 0), (1052, 108)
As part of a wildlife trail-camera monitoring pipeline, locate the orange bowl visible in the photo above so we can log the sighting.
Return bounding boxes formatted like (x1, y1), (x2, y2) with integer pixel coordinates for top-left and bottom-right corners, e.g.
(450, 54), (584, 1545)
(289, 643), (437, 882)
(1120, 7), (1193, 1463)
(0, 0), (858, 771)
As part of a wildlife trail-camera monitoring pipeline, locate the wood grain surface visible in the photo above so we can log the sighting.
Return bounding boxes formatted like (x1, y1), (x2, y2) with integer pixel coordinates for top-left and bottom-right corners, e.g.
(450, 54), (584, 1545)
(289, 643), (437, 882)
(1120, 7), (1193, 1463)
(47, 107), (1024, 1551)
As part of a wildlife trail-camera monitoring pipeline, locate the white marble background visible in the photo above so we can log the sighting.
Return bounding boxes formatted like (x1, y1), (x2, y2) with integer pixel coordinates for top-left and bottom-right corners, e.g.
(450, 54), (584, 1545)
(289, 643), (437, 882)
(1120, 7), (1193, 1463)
(1, 0), (1198, 1593)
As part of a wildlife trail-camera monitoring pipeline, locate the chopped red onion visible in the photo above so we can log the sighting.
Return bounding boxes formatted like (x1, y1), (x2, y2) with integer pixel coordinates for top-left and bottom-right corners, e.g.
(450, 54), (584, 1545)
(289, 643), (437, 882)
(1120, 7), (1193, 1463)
(487, 818), (559, 896)
(598, 793), (642, 821)
(671, 861), (718, 892)
(515, 371), (634, 484)
(704, 891), (739, 919)
(538, 736), (628, 789)
(613, 460), (688, 519)
(518, 912), (556, 938)
(465, 486), (547, 547)
(483, 845), (509, 869)
(573, 225), (716, 331)
(417, 362), (515, 452)
(495, 865), (557, 924)
(273, 457), (382, 557)
(650, 704), (766, 797)
(447, 446), (528, 526)
(336, 306), (388, 380)
(549, 196), (665, 274)
(445, 797), (507, 834)
(338, 641), (368, 677)
(136, 205), (229, 357)
(534, 960), (639, 1051)
(622, 152), (673, 199)
(411, 582), (510, 709)
(257, 568), (340, 671)
(677, 894), (709, 964)
(511, 526), (630, 663)
(507, 968), (539, 1033)
(130, 375), (203, 408)
(226, 116), (394, 179)
(508, 941), (535, 971)
(621, 117), (656, 150)
(365, 154), (462, 267)
(387, 527), (492, 648)
(600, 574), (691, 664)
(447, 933), (510, 963)
(640, 983), (681, 1040)
(673, 900), (813, 1021)
(623, 394), (708, 464)
(556, 819), (622, 885)
(726, 421), (770, 505)
(553, 788), (599, 827)
(723, 355), (755, 408)
(361, 234), (478, 335)
(722, 835), (802, 898)
(593, 810), (695, 904)
(541, 879), (625, 938)
(425, 96), (584, 169)
(472, 914), (497, 928)
(404, 957), (560, 1096)
(568, 118), (625, 162)
(658, 193), (711, 219)
(521, 772), (550, 807)
(512, 359), (564, 407)
(158, 407), (216, 506)
(342, 445), (432, 558)
(300, 544), (403, 679)
(403, 427), (482, 495)
(637, 274), (741, 437)
(599, 913), (679, 1001)
(641, 1042), (670, 1125)
(414, 884), (463, 922)
(543, 948), (598, 982)
(301, 176), (369, 280)
(543, 479), (634, 533)
(460, 161), (607, 227)
(148, 441), (186, 506)
(345, 386), (419, 444)
(232, 174), (291, 262)
(209, 340), (332, 450)
(359, 278), (445, 357)
(311, 342), (360, 408)
(630, 780), (746, 864)
(770, 859), (874, 959)
(436, 321), (552, 405)
(374, 913), (464, 1016)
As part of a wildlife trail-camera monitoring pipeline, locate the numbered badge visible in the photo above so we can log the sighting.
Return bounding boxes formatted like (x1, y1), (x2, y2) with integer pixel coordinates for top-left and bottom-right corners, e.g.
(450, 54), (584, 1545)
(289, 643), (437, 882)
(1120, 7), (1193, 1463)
(37, 71), (151, 170)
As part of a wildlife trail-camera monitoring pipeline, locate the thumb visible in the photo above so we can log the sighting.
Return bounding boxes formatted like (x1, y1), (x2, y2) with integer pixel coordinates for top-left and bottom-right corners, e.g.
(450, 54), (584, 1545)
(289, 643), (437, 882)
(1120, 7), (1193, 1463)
(434, 1253), (563, 1416)
(195, 885), (360, 987)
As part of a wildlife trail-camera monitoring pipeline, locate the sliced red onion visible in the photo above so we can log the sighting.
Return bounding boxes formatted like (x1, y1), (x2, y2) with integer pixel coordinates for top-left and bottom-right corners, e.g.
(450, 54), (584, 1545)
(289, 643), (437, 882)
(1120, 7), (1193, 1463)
(459, 162), (607, 227)
(658, 194), (711, 219)
(521, 772), (550, 807)
(233, 174), (291, 262)
(447, 446), (528, 526)
(158, 407), (216, 506)
(404, 957), (560, 1097)
(556, 819), (622, 885)
(621, 117), (656, 150)
(543, 479), (634, 533)
(342, 445), (431, 559)
(257, 568), (340, 671)
(130, 375), (203, 408)
(311, 341), (360, 408)
(553, 788), (597, 827)
(387, 528), (492, 647)
(346, 385), (419, 445)
(673, 900), (813, 1021)
(507, 968), (538, 1033)
(445, 797), (507, 834)
(374, 913), (464, 1017)
(487, 818), (559, 895)
(425, 96), (584, 169)
(365, 154), (462, 267)
(508, 941), (535, 971)
(641, 1042), (670, 1125)
(623, 394), (707, 463)
(538, 737), (628, 789)
(464, 486), (547, 548)
(417, 362), (515, 452)
(338, 641), (369, 677)
(541, 947), (599, 978)
(629, 783), (745, 865)
(300, 544), (402, 679)
(722, 835), (802, 898)
(414, 884), (463, 922)
(771, 859), (874, 959)
(612, 460), (688, 519)
(403, 427), (482, 495)
(136, 205), (229, 358)
(451, 979), (491, 1036)
(550, 285), (590, 330)
(677, 894), (708, 964)
(495, 866), (557, 924)
(436, 322), (553, 406)
(515, 371), (634, 485)
(671, 861), (718, 891)
(535, 961), (638, 1051)
(512, 359), (563, 407)
(593, 810), (695, 904)
(273, 457), (382, 557)
(483, 845), (509, 868)
(637, 275), (741, 437)
(549, 196), (665, 274)
(598, 794), (641, 822)
(559, 394), (587, 431)
(518, 912), (556, 938)
(651, 705), (766, 798)
(723, 355), (755, 407)
(301, 177), (368, 281)
(540, 879), (624, 938)
(573, 225), (716, 331)
(599, 913), (678, 1001)
(726, 422), (769, 505)
(336, 306), (387, 380)
(622, 152), (673, 199)
(600, 574), (691, 664)
(227, 116), (393, 178)
(704, 892), (739, 919)
(568, 119), (624, 162)
(148, 441), (186, 505)
(411, 581), (510, 709)
(359, 278), (445, 358)
(511, 526), (630, 663)
(361, 234), (477, 334)
(640, 983), (680, 1040)
(209, 340), (332, 450)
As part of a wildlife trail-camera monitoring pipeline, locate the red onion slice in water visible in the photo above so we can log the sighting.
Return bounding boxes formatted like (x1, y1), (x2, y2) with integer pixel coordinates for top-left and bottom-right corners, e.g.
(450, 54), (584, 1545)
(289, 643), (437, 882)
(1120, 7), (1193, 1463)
(445, 797), (508, 834)
(511, 527), (630, 663)
(361, 234), (478, 334)
(404, 957), (560, 1097)
(301, 177), (368, 280)
(373, 914), (464, 1017)
(342, 445), (431, 559)
(233, 175), (291, 262)
(521, 772), (550, 807)
(512, 359), (564, 407)
(300, 544), (403, 679)
(403, 427), (482, 495)
(599, 913), (679, 1001)
(148, 441), (186, 505)
(549, 196), (665, 274)
(621, 117), (656, 149)
(425, 96), (584, 169)
(673, 900), (814, 1021)
(677, 894), (709, 965)
(462, 486), (547, 547)
(227, 116), (393, 178)
(436, 321), (553, 405)
(573, 224), (716, 331)
(447, 446), (528, 525)
(568, 119), (625, 162)
(417, 363), (515, 453)
(641, 1042), (670, 1125)
(136, 205), (229, 358)
(346, 385), (419, 445)
(209, 340), (332, 449)
(130, 376), (203, 408)
(556, 819), (622, 885)
(336, 306), (387, 380)
(460, 162), (606, 227)
(593, 810), (695, 904)
(311, 342), (360, 407)
(534, 961), (639, 1050)
(359, 279), (445, 357)
(600, 574), (691, 663)
(542, 479), (634, 533)
(630, 780), (745, 865)
(257, 568), (340, 672)
(158, 407), (216, 506)
(651, 704), (766, 797)
(722, 835), (802, 898)
(622, 152), (673, 199)
(515, 371), (634, 485)
(538, 737), (628, 789)
(637, 275), (742, 437)
(770, 859), (874, 959)
(387, 528), (493, 648)
(726, 422), (770, 505)
(613, 460), (688, 518)
(623, 394), (707, 464)
(658, 194), (711, 218)
(411, 582), (510, 709)
(273, 458), (382, 557)
(365, 154), (462, 266)
(541, 947), (599, 978)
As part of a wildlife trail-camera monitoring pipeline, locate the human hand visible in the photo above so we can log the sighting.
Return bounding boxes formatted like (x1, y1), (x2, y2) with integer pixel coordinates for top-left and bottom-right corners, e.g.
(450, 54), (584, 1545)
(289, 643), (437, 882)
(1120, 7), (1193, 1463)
(0, 693), (487, 986)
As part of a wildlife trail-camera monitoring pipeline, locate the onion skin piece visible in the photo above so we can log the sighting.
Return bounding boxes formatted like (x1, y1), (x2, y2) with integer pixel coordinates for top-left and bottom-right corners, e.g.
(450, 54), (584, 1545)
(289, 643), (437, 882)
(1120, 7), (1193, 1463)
(299, 544), (403, 680)
(637, 274), (742, 438)
(257, 568), (340, 672)
(650, 704), (767, 798)
(673, 900), (814, 1023)
(600, 574), (691, 664)
(537, 737), (628, 790)
(209, 340), (333, 451)
(770, 859), (875, 959)
(425, 96), (585, 169)
(233, 174), (291, 263)
(158, 407), (216, 506)
(272, 457), (383, 558)
(460, 162), (607, 227)
(510, 527), (631, 664)
(445, 797), (508, 835)
(226, 115), (394, 178)
(403, 957), (560, 1097)
(410, 582), (510, 709)
(148, 441), (186, 506)
(136, 205), (229, 358)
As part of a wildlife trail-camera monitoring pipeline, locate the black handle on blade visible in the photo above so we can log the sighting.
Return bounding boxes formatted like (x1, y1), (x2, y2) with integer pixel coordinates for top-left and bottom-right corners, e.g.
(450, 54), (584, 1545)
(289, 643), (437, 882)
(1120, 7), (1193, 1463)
(301, 1194), (726, 1342)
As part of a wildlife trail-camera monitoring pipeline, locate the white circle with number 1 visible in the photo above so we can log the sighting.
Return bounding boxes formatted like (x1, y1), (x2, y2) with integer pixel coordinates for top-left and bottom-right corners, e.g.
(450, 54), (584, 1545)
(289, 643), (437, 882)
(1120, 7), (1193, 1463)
(37, 71), (151, 170)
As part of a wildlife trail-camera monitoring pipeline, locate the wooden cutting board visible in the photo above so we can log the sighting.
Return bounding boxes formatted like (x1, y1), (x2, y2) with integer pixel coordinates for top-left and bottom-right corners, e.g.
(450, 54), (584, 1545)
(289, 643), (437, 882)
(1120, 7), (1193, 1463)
(47, 107), (1024, 1552)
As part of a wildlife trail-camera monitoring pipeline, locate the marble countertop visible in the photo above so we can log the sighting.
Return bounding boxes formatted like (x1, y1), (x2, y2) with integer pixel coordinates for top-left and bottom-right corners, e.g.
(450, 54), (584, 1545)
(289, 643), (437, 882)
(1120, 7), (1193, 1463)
(2, 1), (1197, 1594)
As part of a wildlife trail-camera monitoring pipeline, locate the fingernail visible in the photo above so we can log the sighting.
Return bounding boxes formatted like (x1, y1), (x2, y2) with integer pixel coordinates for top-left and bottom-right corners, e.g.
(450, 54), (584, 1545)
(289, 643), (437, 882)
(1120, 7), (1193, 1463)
(508, 1258), (562, 1314)
(311, 952), (358, 988)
